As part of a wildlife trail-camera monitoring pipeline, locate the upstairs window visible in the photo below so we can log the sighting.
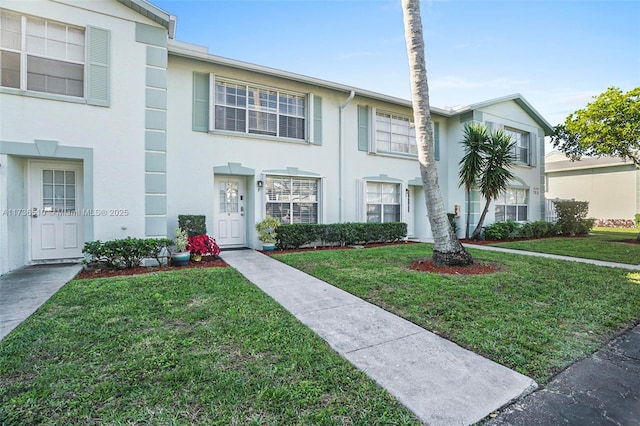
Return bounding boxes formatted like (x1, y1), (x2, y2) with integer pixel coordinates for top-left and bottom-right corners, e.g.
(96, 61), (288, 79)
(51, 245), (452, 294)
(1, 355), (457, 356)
(1, 10), (84, 97)
(504, 127), (529, 164)
(214, 79), (306, 140)
(0, 9), (109, 105)
(376, 111), (417, 155)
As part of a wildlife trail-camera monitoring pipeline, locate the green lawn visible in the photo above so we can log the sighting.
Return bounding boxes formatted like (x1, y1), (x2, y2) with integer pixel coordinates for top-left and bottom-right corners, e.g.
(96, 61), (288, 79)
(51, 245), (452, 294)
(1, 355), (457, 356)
(274, 244), (640, 384)
(489, 228), (640, 265)
(0, 268), (419, 425)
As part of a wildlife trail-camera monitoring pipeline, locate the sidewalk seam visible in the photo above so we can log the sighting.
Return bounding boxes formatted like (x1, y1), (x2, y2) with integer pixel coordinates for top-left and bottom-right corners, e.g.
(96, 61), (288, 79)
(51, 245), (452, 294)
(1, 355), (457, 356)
(344, 330), (426, 355)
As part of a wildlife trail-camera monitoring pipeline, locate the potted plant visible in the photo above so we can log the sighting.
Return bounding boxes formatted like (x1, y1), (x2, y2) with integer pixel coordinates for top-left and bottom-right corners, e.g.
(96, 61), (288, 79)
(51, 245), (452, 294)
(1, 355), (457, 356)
(255, 216), (280, 252)
(187, 234), (220, 261)
(171, 227), (190, 266)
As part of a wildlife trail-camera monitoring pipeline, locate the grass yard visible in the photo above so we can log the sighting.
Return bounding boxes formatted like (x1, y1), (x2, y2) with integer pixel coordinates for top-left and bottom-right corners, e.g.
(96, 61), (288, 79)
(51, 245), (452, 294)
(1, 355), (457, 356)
(274, 244), (640, 384)
(0, 268), (419, 425)
(489, 227), (640, 265)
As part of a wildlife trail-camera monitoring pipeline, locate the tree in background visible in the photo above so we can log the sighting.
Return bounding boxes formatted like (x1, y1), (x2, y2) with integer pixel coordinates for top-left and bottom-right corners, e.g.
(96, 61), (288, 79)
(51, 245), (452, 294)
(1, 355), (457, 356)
(458, 123), (488, 239)
(401, 0), (473, 266)
(551, 87), (640, 166)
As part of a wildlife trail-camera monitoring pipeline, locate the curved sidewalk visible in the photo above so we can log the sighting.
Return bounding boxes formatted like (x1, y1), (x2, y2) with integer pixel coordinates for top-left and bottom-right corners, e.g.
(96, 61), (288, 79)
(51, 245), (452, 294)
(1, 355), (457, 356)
(221, 249), (537, 426)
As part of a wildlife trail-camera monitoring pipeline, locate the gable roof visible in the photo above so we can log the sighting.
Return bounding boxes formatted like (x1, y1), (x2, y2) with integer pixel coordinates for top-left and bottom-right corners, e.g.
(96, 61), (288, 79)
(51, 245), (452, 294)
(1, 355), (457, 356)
(451, 93), (554, 135)
(116, 0), (175, 37)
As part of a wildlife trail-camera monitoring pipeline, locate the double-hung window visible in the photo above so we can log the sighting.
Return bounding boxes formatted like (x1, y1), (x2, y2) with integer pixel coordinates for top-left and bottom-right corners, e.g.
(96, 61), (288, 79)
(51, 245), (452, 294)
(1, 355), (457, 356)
(494, 188), (528, 222)
(375, 111), (417, 155)
(366, 182), (400, 223)
(0, 9), (109, 104)
(265, 176), (319, 224)
(504, 127), (530, 164)
(214, 79), (306, 140)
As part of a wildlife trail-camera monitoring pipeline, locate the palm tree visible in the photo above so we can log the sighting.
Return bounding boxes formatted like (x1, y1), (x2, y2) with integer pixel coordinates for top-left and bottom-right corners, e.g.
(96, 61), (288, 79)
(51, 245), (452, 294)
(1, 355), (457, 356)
(401, 0), (473, 266)
(470, 129), (516, 240)
(458, 123), (488, 239)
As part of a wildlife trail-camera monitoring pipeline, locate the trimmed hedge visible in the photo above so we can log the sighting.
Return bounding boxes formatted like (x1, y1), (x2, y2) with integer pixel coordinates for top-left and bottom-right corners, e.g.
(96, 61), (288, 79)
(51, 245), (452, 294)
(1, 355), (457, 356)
(276, 222), (407, 249)
(483, 220), (560, 241)
(552, 200), (594, 236)
(82, 237), (173, 270)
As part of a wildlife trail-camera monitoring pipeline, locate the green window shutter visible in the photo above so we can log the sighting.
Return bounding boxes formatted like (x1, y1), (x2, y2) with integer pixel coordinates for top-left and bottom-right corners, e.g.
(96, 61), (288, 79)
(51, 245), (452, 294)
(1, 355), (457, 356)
(529, 132), (538, 167)
(86, 26), (110, 106)
(192, 72), (209, 132)
(357, 105), (369, 151)
(312, 95), (322, 145)
(434, 122), (440, 161)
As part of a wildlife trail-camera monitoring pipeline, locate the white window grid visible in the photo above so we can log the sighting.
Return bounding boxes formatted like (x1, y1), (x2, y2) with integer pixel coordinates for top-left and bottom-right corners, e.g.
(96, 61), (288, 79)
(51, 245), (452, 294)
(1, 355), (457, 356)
(494, 188), (528, 222)
(265, 176), (319, 224)
(375, 111), (417, 155)
(504, 127), (529, 164)
(366, 182), (401, 223)
(0, 10), (85, 96)
(214, 78), (306, 140)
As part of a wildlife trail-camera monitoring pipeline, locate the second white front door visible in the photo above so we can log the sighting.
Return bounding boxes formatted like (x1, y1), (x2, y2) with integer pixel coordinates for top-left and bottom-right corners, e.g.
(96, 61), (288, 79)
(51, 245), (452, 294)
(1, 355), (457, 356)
(215, 176), (246, 247)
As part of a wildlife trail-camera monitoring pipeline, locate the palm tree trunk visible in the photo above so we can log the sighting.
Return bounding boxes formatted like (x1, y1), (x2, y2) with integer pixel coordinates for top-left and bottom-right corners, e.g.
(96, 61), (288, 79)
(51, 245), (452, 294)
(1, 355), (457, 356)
(401, 0), (473, 266)
(471, 197), (492, 240)
(465, 187), (471, 239)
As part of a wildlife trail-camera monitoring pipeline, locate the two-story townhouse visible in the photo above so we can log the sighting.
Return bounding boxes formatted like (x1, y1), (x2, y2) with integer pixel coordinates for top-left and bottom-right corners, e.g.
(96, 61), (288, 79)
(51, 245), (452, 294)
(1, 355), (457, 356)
(0, 0), (173, 274)
(0, 0), (553, 275)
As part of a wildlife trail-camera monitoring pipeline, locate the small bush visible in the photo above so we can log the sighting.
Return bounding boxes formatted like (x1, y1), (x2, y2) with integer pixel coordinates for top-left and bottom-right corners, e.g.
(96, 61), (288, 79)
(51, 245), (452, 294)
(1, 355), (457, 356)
(520, 220), (560, 238)
(636, 214), (640, 228)
(553, 200), (590, 236)
(277, 222), (407, 249)
(178, 215), (207, 237)
(83, 237), (173, 270)
(187, 234), (220, 256)
(483, 221), (521, 240)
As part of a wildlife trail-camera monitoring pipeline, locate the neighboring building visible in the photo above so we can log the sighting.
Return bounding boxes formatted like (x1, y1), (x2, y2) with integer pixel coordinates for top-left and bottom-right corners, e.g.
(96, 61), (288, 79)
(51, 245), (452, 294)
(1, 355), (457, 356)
(0, 0), (553, 275)
(545, 151), (640, 221)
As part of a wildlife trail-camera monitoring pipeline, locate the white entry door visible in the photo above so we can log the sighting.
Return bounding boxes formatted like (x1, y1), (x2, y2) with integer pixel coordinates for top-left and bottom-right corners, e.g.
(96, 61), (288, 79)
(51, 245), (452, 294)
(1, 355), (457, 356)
(215, 176), (246, 246)
(29, 161), (83, 260)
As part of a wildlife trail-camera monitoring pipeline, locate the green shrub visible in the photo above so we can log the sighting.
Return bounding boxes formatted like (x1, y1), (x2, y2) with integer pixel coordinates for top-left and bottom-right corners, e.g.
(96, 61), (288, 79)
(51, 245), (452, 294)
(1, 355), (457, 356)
(483, 221), (521, 240)
(520, 220), (560, 238)
(178, 215), (207, 237)
(277, 222), (407, 249)
(552, 200), (590, 235)
(636, 213), (640, 228)
(83, 237), (173, 270)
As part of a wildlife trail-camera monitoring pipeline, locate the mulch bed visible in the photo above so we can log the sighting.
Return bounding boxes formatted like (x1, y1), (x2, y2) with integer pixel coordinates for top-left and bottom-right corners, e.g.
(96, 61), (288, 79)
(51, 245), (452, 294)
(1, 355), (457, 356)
(75, 255), (227, 280)
(261, 240), (419, 255)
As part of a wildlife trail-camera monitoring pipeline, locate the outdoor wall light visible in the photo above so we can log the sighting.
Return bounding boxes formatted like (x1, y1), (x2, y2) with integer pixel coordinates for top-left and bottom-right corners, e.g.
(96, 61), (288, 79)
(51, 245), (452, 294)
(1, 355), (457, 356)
(257, 180), (263, 189)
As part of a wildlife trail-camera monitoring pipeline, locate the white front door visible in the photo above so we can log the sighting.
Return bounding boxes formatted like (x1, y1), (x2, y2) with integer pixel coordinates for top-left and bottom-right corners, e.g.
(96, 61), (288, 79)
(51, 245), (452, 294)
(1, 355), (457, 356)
(406, 186), (415, 237)
(215, 176), (246, 246)
(29, 161), (83, 260)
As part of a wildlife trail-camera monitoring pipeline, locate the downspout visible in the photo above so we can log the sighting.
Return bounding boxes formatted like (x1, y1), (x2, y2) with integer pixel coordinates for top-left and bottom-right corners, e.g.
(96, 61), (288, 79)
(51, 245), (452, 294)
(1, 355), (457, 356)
(338, 90), (355, 222)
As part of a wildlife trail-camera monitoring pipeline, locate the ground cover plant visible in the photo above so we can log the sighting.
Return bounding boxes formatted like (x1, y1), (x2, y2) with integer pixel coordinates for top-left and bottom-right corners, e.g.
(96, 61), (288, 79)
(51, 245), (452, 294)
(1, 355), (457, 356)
(273, 244), (640, 383)
(0, 268), (419, 425)
(489, 227), (640, 265)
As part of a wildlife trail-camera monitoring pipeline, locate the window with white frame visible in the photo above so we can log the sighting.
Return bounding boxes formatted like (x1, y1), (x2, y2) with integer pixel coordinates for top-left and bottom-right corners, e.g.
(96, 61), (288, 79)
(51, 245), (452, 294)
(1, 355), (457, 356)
(0, 10), (85, 97)
(504, 127), (529, 164)
(375, 111), (417, 155)
(366, 182), (400, 223)
(494, 188), (528, 222)
(214, 79), (306, 140)
(265, 176), (318, 224)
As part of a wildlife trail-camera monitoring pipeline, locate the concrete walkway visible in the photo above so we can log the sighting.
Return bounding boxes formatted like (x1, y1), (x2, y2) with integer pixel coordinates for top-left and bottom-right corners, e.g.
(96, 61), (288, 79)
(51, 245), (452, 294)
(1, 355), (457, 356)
(463, 243), (640, 271)
(0, 264), (81, 341)
(221, 249), (537, 425)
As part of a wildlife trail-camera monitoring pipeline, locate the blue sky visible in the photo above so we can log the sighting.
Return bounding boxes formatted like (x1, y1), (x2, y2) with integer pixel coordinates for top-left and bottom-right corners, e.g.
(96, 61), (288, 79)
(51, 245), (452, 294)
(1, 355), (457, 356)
(153, 0), (639, 144)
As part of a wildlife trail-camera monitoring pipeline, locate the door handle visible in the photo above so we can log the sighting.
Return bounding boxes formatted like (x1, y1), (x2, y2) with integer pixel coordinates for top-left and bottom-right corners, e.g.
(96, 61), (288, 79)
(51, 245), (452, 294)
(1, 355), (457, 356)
(31, 208), (38, 218)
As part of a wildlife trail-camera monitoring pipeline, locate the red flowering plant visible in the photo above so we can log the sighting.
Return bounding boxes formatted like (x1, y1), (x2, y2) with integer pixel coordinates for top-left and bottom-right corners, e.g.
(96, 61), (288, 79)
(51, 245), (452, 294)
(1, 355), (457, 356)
(187, 234), (221, 257)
